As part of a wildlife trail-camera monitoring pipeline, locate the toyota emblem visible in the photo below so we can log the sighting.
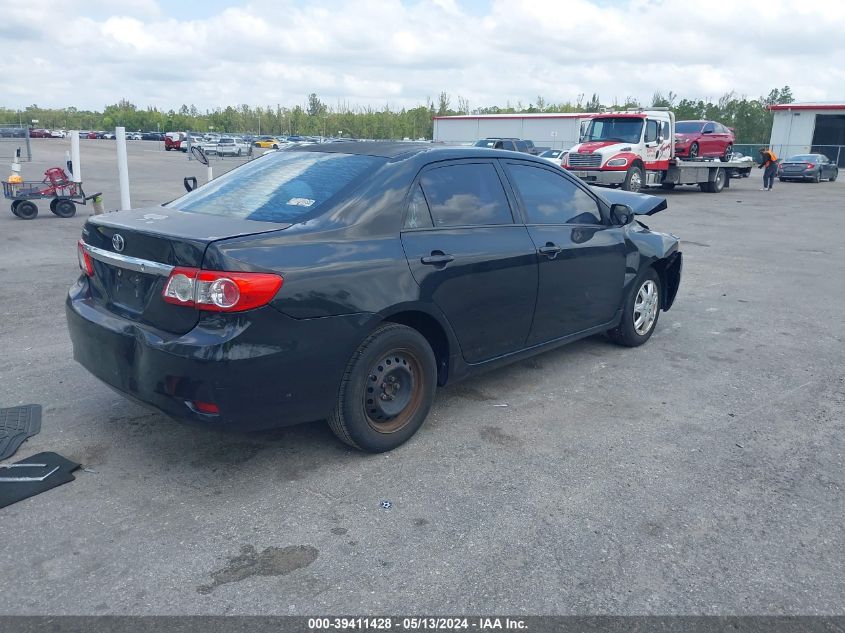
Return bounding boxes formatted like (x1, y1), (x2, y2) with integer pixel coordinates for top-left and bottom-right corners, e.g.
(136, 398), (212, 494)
(112, 233), (125, 252)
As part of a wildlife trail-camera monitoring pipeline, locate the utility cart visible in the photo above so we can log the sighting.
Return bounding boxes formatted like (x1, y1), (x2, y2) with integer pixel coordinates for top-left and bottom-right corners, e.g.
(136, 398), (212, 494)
(4, 167), (90, 219)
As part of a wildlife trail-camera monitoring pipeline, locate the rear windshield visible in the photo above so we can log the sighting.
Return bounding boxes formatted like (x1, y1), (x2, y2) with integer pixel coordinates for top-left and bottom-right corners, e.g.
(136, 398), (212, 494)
(786, 155), (816, 162)
(675, 121), (705, 133)
(166, 151), (385, 223)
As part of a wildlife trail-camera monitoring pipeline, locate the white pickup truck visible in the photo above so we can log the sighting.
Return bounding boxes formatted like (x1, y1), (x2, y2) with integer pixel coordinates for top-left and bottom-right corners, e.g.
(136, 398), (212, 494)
(563, 109), (749, 193)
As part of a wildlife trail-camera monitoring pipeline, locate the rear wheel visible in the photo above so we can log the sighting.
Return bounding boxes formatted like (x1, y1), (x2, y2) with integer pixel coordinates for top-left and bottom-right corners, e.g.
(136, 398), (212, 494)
(688, 142), (699, 159)
(328, 323), (437, 452)
(607, 269), (661, 347)
(622, 165), (644, 193)
(830, 170), (837, 182)
(15, 200), (38, 220)
(703, 168), (726, 193)
(720, 144), (732, 162)
(237, 149), (242, 156)
(53, 198), (76, 218)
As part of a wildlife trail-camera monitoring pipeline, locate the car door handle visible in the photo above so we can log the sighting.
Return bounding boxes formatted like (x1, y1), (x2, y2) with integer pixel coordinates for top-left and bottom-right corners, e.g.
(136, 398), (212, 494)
(538, 243), (562, 259)
(420, 251), (454, 266)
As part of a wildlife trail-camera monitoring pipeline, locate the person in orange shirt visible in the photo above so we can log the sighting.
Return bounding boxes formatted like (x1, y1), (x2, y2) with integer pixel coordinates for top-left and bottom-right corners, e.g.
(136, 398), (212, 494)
(758, 148), (778, 191)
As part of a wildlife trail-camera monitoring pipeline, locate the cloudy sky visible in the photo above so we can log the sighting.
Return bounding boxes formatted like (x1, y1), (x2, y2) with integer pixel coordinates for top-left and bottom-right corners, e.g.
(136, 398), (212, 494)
(3, 0), (844, 112)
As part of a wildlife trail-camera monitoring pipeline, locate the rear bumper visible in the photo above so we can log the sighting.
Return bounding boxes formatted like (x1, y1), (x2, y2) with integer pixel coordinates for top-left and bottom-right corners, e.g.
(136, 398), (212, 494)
(66, 279), (371, 432)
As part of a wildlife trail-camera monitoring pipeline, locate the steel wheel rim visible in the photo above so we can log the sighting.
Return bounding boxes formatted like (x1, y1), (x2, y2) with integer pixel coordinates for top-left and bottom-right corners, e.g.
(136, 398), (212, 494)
(363, 348), (424, 434)
(630, 171), (642, 191)
(633, 280), (658, 335)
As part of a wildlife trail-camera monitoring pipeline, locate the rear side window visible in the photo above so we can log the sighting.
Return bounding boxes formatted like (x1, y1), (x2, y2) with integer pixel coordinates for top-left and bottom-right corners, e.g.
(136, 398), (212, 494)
(167, 151), (385, 223)
(420, 163), (513, 227)
(515, 140), (528, 152)
(505, 164), (602, 225)
(405, 184), (433, 229)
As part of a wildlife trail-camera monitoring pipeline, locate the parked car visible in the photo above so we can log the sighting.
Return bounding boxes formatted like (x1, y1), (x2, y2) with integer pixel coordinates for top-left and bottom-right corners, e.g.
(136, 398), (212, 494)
(126, 132), (142, 140)
(141, 132), (163, 141)
(474, 137), (536, 154)
(673, 120), (734, 161)
(67, 142), (682, 452)
(538, 149), (566, 164)
(164, 132), (187, 152)
(778, 154), (839, 182)
(216, 137), (252, 157)
(29, 128), (51, 138)
(254, 136), (284, 149)
(0, 127), (26, 138)
(50, 129), (67, 138)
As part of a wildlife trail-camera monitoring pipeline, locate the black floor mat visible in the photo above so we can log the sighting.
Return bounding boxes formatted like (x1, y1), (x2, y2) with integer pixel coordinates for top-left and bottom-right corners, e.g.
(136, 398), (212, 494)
(0, 452), (79, 509)
(0, 404), (42, 461)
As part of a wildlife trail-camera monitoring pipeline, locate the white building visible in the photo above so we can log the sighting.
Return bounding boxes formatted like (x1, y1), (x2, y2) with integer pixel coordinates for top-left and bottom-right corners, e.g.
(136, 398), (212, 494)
(433, 113), (595, 150)
(769, 103), (845, 165)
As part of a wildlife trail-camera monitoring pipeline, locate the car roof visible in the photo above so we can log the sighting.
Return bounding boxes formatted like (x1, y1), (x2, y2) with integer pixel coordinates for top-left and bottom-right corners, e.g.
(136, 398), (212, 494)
(292, 141), (553, 163)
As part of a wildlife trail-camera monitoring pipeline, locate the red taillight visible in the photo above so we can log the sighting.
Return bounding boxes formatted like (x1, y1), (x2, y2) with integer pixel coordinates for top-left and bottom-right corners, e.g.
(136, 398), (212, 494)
(806, 162), (815, 168)
(77, 240), (94, 276)
(190, 400), (219, 415)
(162, 267), (283, 312)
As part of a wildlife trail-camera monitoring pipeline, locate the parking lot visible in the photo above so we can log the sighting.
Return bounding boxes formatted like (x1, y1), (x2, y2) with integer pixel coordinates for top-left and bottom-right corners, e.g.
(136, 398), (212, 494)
(0, 138), (842, 614)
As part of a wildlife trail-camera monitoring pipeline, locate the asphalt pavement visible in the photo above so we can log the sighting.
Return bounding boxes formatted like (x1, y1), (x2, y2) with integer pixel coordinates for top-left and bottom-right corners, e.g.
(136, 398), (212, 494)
(0, 139), (842, 615)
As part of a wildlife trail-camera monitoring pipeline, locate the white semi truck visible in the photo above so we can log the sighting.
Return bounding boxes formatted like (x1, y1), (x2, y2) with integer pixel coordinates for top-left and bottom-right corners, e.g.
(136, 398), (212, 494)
(562, 108), (747, 193)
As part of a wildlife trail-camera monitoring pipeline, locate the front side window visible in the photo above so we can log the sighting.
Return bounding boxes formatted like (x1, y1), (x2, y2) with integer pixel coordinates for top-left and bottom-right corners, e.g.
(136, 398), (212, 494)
(419, 163), (513, 227)
(645, 120), (659, 143)
(506, 164), (602, 225)
(167, 151), (385, 224)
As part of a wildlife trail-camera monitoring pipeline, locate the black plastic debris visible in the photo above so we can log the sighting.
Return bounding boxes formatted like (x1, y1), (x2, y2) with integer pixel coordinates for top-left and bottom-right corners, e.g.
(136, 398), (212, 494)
(0, 452), (79, 509)
(0, 404), (42, 461)
(380, 500), (392, 510)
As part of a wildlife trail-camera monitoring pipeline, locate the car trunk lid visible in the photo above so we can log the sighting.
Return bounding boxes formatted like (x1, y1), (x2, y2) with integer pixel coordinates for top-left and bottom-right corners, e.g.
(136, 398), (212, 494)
(81, 207), (289, 334)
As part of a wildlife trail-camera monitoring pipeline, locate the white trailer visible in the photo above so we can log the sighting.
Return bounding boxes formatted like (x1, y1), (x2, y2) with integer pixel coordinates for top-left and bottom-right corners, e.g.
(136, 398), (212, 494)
(433, 113), (595, 150)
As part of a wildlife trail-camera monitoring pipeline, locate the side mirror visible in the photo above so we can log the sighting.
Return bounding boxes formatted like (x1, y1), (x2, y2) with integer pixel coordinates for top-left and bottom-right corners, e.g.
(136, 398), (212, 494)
(183, 176), (197, 192)
(610, 203), (633, 225)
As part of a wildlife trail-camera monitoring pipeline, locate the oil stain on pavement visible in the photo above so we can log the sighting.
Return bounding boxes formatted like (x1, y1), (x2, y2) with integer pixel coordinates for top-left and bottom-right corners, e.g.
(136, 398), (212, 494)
(197, 544), (319, 594)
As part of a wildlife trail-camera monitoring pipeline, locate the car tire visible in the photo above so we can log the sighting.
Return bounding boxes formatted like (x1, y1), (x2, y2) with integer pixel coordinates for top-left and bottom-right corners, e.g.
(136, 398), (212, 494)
(328, 323), (437, 453)
(272, 144), (279, 149)
(607, 269), (661, 347)
(237, 149), (242, 156)
(813, 171), (821, 183)
(829, 170), (837, 182)
(720, 144), (732, 162)
(688, 142), (699, 159)
(622, 165), (644, 193)
(165, 146), (172, 151)
(15, 200), (38, 220)
(53, 198), (76, 218)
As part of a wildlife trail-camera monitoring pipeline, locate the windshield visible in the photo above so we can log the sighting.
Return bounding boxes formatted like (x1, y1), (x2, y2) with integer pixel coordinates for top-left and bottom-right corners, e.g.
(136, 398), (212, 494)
(583, 117), (643, 144)
(539, 150), (562, 158)
(786, 155), (817, 162)
(474, 139), (498, 148)
(675, 121), (705, 134)
(166, 151), (386, 223)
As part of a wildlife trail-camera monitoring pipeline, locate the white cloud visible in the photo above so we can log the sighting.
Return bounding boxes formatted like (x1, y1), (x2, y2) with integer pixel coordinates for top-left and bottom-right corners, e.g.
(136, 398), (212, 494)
(2, 0), (844, 111)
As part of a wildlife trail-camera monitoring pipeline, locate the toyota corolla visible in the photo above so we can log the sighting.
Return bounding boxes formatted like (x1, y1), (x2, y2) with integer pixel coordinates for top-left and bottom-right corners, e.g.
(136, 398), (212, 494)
(67, 143), (682, 452)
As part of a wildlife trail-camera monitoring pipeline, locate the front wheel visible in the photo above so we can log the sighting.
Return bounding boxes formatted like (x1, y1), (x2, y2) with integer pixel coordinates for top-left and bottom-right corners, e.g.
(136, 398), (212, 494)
(688, 142), (699, 159)
(829, 170), (837, 182)
(622, 165), (644, 193)
(607, 270), (661, 347)
(328, 323), (437, 452)
(15, 200), (38, 220)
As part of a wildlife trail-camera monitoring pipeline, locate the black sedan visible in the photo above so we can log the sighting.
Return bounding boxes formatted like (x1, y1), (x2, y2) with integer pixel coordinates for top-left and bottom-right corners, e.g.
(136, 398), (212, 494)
(67, 143), (682, 452)
(778, 154), (839, 182)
